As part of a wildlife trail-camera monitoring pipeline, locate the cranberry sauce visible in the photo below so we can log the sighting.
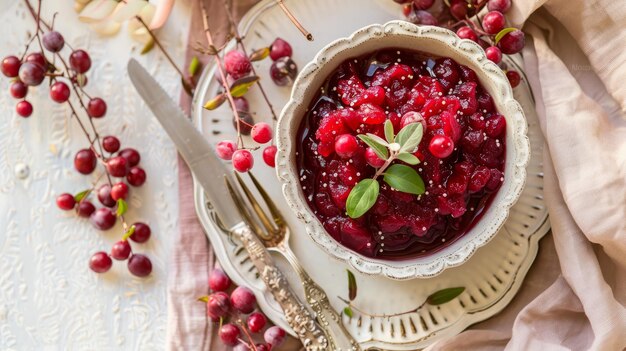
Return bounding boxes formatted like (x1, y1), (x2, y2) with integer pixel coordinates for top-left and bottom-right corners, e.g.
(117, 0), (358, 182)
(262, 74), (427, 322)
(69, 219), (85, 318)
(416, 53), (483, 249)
(296, 48), (506, 260)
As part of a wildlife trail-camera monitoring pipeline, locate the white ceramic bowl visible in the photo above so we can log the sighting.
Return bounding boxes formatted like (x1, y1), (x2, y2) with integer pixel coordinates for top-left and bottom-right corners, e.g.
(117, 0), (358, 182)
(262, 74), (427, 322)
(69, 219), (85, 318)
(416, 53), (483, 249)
(275, 21), (530, 280)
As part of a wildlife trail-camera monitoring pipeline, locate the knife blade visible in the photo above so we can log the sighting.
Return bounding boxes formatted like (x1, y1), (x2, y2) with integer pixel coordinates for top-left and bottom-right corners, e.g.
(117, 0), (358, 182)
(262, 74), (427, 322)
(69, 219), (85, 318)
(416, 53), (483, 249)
(127, 59), (241, 230)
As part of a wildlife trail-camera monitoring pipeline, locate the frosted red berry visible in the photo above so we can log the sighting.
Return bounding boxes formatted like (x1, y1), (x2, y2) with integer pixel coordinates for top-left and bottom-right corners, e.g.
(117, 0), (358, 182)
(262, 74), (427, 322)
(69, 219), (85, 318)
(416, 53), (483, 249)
(207, 291), (231, 318)
(19, 62), (45, 86)
(9, 81), (28, 99)
(247, 312), (267, 333)
(334, 134), (359, 158)
(25, 52), (46, 68)
(270, 57), (298, 86)
(50, 81), (70, 103)
(487, 0), (511, 13)
(1, 55), (21, 77)
(130, 222), (151, 243)
(102, 136), (121, 153)
(270, 38), (293, 61)
(251, 122), (273, 144)
(76, 200), (96, 217)
(90, 208), (116, 230)
(56, 193), (76, 210)
(127, 254), (152, 277)
(232, 149), (254, 173)
(126, 167), (147, 187)
(264, 326), (286, 348)
(110, 182), (129, 201)
(208, 268), (231, 292)
(506, 70), (521, 88)
(107, 156), (129, 177)
(456, 26), (478, 42)
(69, 49), (91, 73)
(482, 11), (505, 35)
(497, 29), (525, 55)
(74, 148), (97, 175)
(89, 252), (112, 273)
(119, 148), (140, 167)
(262, 145), (277, 167)
(230, 286), (256, 314)
(111, 240), (132, 260)
(365, 147), (385, 168)
(224, 50), (252, 79)
(87, 97), (107, 118)
(407, 10), (438, 25)
(429, 134), (454, 158)
(216, 140), (238, 160)
(16, 101), (33, 117)
(97, 184), (116, 207)
(219, 324), (240, 346)
(485, 46), (502, 64)
(43, 31), (65, 53)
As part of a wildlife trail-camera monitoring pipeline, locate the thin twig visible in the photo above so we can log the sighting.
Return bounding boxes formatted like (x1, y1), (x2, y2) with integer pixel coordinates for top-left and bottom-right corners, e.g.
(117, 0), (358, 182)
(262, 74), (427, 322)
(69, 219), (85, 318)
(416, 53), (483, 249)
(276, 0), (313, 41)
(338, 296), (427, 319)
(223, 0), (277, 121)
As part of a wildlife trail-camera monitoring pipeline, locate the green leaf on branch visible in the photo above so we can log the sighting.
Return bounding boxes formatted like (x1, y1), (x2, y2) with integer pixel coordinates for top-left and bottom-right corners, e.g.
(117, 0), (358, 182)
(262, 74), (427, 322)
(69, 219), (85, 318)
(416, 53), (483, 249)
(230, 76), (260, 97)
(122, 225), (136, 241)
(116, 199), (128, 217)
(74, 189), (91, 202)
(346, 179), (379, 218)
(384, 119), (395, 143)
(249, 47), (270, 62)
(383, 164), (425, 195)
(426, 287), (465, 305)
(347, 269), (357, 301)
(203, 93), (226, 110)
(396, 152), (420, 165)
(141, 38), (155, 55)
(365, 133), (389, 147)
(395, 123), (423, 153)
(494, 27), (518, 45)
(343, 306), (354, 318)
(358, 135), (388, 160)
(188, 56), (201, 76)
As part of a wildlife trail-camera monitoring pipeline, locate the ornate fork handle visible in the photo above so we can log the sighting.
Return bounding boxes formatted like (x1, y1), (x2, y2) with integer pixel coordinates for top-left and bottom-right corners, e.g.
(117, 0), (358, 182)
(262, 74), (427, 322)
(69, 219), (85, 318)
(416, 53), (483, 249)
(231, 223), (330, 351)
(276, 242), (361, 351)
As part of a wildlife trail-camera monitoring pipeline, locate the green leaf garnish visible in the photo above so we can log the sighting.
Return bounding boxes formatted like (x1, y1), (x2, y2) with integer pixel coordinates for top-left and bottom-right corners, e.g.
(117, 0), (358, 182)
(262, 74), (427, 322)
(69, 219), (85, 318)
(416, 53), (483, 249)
(74, 189), (91, 202)
(395, 123), (423, 153)
(358, 135), (388, 161)
(203, 93), (226, 110)
(230, 76), (260, 97)
(188, 56), (201, 76)
(346, 179), (379, 218)
(347, 269), (357, 301)
(494, 27), (518, 45)
(426, 287), (465, 305)
(343, 306), (353, 318)
(396, 152), (420, 165)
(249, 47), (270, 62)
(383, 164), (425, 195)
(116, 199), (128, 217)
(384, 119), (395, 143)
(365, 133), (389, 147)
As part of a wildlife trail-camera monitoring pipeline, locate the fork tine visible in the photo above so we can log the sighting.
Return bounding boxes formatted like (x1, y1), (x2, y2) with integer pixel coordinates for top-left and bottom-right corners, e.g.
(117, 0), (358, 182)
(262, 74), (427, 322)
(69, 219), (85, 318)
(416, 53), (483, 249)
(248, 172), (285, 227)
(234, 172), (279, 233)
(224, 176), (267, 239)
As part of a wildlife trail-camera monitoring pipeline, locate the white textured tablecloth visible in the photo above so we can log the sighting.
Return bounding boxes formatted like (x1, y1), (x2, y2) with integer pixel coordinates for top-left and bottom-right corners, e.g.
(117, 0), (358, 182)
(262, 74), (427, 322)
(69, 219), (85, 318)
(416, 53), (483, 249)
(0, 1), (189, 349)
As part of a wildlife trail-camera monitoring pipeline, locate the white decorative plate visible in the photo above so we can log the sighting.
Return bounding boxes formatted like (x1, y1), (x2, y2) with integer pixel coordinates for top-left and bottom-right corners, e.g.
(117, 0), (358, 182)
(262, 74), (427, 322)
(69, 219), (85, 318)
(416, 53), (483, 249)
(191, 0), (549, 349)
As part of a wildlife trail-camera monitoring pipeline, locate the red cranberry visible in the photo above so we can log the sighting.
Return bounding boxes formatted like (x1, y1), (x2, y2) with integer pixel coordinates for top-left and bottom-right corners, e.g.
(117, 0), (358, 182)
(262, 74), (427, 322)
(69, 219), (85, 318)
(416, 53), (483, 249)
(69, 50), (91, 73)
(208, 291), (231, 318)
(485, 46), (502, 64)
(506, 70), (521, 88)
(208, 268), (231, 292)
(127, 254), (152, 277)
(247, 312), (267, 333)
(18, 62), (45, 86)
(90, 208), (116, 230)
(251, 122), (273, 144)
(111, 240), (132, 260)
(224, 50), (252, 79)
(407, 10), (438, 25)
(262, 145), (277, 167)
(106, 156), (129, 177)
(232, 149), (254, 173)
(1, 55), (21, 77)
(89, 252), (112, 273)
(25, 52), (46, 68)
(119, 148), (140, 167)
(87, 97), (107, 118)
(482, 11), (505, 35)
(76, 200), (96, 217)
(9, 81), (28, 99)
(365, 147), (385, 168)
(255, 344), (271, 351)
(216, 140), (237, 160)
(230, 286), (256, 313)
(43, 31), (65, 53)
(270, 57), (298, 86)
(485, 114), (506, 137)
(449, 1), (467, 19)
(102, 136), (120, 153)
(469, 166), (491, 193)
(233, 112), (254, 135)
(263, 326), (286, 348)
(270, 38), (293, 61)
(110, 182), (129, 201)
(497, 29), (525, 55)
(234, 97), (249, 112)
(126, 167), (146, 187)
(429, 135), (454, 158)
(219, 324), (240, 346)
(56, 193), (76, 210)
(486, 168), (504, 190)
(16, 101), (33, 118)
(74, 148), (97, 174)
(334, 134), (359, 158)
(488, 0), (511, 13)
(413, 0), (434, 9)
(130, 222), (151, 243)
(456, 26), (478, 42)
(97, 184), (116, 207)
(49, 81), (70, 103)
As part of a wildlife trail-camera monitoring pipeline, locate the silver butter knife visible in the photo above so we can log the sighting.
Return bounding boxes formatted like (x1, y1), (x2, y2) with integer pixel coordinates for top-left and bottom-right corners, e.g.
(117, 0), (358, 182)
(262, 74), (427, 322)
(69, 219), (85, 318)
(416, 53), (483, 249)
(127, 59), (331, 350)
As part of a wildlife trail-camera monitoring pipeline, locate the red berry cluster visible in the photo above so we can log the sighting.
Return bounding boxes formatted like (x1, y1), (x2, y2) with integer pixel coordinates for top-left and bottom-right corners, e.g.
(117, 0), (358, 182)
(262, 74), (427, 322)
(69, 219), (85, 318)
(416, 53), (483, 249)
(395, 0), (523, 88)
(214, 38), (299, 173)
(203, 269), (286, 350)
(2, 11), (154, 278)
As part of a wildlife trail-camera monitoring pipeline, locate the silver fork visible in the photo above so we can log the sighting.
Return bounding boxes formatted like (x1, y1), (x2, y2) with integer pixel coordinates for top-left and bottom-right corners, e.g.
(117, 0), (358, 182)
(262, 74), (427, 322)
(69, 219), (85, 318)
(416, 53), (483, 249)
(226, 172), (361, 351)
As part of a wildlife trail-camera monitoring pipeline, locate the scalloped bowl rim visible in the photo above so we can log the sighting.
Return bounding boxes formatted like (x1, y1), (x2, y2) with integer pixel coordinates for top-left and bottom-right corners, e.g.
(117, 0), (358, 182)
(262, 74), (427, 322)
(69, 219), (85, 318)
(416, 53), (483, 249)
(275, 21), (530, 280)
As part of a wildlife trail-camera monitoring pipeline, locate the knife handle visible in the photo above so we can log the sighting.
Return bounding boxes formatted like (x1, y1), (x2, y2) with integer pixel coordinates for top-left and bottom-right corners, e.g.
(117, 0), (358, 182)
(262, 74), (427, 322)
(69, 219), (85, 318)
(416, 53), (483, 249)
(231, 223), (331, 351)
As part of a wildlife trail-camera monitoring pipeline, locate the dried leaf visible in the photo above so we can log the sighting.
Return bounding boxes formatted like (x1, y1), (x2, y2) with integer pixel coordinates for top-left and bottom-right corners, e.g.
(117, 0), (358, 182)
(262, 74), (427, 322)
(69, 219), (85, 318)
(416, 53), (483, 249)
(140, 37), (155, 55)
(78, 0), (117, 23)
(426, 287), (465, 305)
(229, 75), (259, 98)
(205, 45), (219, 56)
(347, 270), (357, 301)
(181, 77), (193, 96)
(249, 47), (270, 62)
(203, 93), (226, 110)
